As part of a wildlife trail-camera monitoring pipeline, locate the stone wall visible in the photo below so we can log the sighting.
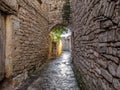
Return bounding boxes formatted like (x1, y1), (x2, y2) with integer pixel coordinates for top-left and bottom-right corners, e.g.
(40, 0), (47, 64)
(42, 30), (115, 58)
(48, 0), (65, 24)
(0, 0), (18, 14)
(0, 0), (49, 88)
(62, 36), (71, 51)
(70, 0), (120, 90)
(42, 0), (65, 26)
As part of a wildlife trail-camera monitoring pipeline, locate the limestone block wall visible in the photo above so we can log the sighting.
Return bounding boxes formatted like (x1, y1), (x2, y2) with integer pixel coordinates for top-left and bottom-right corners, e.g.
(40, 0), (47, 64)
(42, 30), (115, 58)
(43, 0), (65, 25)
(0, 0), (49, 88)
(12, 0), (49, 86)
(70, 0), (120, 90)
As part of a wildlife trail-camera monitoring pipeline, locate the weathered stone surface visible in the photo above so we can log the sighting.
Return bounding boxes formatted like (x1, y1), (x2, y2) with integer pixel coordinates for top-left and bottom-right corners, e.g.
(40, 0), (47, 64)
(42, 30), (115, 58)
(100, 20), (113, 29)
(11, 0), (49, 79)
(0, 0), (50, 89)
(97, 59), (107, 69)
(0, 0), (67, 89)
(70, 0), (120, 89)
(43, 0), (65, 25)
(113, 78), (120, 90)
(98, 32), (107, 42)
(101, 69), (113, 83)
(116, 28), (120, 41)
(104, 55), (119, 64)
(108, 61), (117, 76)
(0, 0), (18, 14)
(116, 65), (120, 78)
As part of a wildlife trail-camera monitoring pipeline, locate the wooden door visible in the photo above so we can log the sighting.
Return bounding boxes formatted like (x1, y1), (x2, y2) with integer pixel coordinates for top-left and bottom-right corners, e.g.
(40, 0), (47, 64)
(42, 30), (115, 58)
(0, 12), (5, 81)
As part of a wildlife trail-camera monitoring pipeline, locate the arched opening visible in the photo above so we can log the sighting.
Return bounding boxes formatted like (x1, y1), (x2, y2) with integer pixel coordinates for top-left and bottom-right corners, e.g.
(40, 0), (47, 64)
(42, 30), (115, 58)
(49, 25), (71, 59)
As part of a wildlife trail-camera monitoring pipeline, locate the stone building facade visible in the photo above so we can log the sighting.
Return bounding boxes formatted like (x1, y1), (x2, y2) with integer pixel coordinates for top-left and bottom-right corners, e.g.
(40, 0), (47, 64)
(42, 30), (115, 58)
(70, 0), (120, 90)
(43, 0), (65, 30)
(0, 0), (49, 89)
(62, 35), (71, 51)
(47, 0), (65, 24)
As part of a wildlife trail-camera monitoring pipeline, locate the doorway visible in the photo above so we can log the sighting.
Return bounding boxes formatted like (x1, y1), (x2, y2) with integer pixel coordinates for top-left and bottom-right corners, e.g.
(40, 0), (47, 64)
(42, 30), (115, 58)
(0, 12), (6, 81)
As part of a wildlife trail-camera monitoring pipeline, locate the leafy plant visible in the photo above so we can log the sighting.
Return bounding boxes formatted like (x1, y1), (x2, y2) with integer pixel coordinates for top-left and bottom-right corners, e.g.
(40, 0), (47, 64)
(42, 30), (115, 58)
(51, 26), (67, 41)
(62, 0), (71, 25)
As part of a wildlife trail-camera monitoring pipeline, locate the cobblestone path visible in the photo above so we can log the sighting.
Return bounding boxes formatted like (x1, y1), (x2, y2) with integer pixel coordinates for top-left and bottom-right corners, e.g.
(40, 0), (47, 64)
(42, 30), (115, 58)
(17, 51), (80, 90)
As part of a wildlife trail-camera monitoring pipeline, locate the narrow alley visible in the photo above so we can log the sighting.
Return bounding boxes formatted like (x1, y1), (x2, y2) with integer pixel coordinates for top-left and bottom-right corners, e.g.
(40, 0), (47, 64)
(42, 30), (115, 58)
(17, 51), (80, 90)
(0, 0), (120, 90)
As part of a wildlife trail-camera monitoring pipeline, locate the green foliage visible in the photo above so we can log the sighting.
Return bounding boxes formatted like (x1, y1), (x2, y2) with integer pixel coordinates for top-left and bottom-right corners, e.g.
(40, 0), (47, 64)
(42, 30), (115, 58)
(51, 26), (67, 41)
(62, 0), (71, 25)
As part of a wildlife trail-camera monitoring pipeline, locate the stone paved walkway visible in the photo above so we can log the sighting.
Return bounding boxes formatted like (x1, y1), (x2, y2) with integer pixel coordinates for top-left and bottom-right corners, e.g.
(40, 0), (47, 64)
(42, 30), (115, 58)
(17, 51), (80, 90)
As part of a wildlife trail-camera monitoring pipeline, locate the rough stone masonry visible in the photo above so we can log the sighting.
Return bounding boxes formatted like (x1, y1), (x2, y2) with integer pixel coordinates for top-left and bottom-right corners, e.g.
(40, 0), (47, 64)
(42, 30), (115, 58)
(70, 0), (120, 90)
(0, 0), (50, 88)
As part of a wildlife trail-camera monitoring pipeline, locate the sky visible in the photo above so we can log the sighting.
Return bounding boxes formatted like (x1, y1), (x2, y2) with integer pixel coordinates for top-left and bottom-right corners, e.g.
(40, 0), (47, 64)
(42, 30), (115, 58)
(61, 28), (71, 37)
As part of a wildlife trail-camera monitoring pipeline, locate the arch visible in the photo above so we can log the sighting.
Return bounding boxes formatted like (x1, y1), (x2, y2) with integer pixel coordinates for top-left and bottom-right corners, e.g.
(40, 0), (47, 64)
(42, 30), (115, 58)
(49, 23), (66, 32)
(48, 23), (72, 59)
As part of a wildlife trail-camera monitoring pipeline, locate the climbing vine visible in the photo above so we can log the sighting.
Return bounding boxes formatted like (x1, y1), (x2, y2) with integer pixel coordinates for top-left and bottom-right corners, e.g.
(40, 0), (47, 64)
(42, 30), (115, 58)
(62, 0), (71, 25)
